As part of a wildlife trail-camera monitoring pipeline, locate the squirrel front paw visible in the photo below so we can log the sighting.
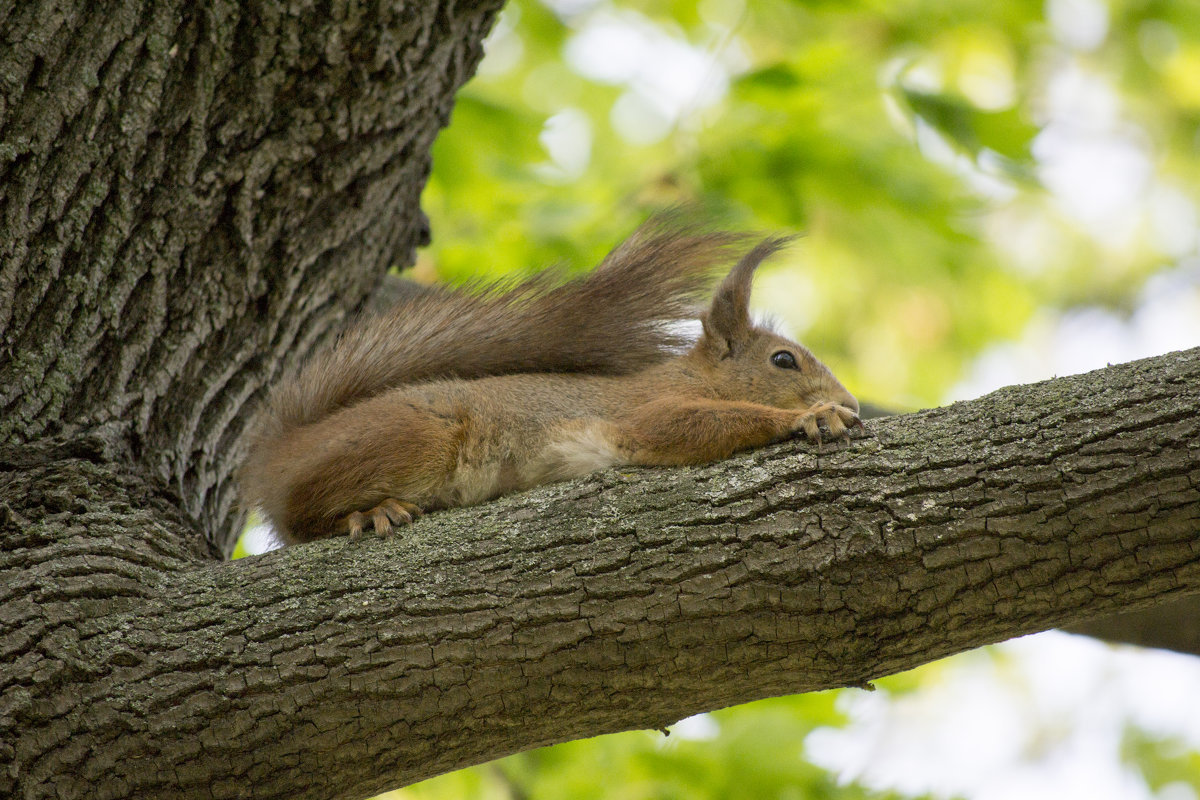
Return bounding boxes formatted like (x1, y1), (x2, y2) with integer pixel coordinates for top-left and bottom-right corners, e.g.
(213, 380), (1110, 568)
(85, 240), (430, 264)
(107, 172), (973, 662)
(341, 498), (424, 539)
(791, 402), (863, 446)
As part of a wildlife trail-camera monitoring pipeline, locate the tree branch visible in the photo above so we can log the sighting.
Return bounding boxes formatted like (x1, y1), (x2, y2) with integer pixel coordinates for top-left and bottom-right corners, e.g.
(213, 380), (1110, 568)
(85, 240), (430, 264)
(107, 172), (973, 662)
(6, 346), (1198, 799)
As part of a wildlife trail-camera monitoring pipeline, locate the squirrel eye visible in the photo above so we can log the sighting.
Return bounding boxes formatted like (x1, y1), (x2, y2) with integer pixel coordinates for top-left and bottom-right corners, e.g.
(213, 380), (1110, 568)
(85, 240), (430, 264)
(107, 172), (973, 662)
(770, 350), (799, 370)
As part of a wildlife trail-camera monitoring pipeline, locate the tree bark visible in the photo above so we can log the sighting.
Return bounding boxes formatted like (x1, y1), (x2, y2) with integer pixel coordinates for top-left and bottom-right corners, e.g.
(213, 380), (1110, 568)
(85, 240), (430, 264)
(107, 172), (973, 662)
(0, 0), (502, 555)
(4, 2), (1200, 799)
(2, 347), (1198, 799)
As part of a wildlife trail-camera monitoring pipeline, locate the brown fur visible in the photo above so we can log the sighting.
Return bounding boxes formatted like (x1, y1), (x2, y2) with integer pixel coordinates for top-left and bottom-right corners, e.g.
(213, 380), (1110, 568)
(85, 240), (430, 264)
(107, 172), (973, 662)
(241, 217), (860, 544)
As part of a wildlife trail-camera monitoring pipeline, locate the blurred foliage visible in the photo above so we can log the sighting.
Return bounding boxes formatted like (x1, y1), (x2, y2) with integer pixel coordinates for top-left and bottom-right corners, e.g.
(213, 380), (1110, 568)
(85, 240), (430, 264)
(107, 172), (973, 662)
(381, 661), (960, 800)
(386, 692), (935, 800)
(421, 0), (1200, 409)
(389, 0), (1200, 797)
(1122, 727), (1200, 794)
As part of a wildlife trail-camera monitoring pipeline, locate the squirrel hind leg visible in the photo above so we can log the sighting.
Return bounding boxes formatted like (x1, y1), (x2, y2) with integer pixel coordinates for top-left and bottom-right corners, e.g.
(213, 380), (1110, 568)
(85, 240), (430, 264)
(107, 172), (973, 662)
(344, 498), (424, 539)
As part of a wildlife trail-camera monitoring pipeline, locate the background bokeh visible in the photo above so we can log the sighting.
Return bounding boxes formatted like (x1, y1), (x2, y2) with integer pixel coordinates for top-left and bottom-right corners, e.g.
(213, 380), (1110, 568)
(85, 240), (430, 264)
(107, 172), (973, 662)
(417, 0), (1200, 412)
(253, 0), (1200, 796)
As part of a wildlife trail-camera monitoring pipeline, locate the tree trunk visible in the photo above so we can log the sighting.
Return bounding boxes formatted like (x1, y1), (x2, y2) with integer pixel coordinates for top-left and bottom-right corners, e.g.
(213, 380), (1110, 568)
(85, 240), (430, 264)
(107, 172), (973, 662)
(0, 0), (502, 554)
(3, 2), (1200, 799)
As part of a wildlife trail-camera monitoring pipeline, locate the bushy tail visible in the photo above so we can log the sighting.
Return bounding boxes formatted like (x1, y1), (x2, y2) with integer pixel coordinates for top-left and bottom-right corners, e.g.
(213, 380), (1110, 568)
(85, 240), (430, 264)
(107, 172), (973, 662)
(265, 217), (753, 432)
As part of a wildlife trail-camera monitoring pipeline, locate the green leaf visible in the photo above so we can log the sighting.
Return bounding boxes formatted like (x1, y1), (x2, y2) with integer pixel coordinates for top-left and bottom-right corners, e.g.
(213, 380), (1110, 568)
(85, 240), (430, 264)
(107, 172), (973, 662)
(900, 89), (1037, 164)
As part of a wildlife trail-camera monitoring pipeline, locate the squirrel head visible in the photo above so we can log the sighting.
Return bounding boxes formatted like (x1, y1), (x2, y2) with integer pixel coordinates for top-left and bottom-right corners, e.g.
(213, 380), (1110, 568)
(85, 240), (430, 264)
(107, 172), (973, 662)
(692, 238), (859, 415)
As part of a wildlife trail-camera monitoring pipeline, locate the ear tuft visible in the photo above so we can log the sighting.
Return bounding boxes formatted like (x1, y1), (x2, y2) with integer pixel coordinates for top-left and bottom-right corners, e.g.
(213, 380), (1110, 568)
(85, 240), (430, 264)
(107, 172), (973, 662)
(699, 236), (792, 354)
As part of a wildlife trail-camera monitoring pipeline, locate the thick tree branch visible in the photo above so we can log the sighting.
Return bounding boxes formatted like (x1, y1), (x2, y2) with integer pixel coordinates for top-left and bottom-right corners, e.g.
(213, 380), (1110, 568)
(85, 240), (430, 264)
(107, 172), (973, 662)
(4, 346), (1198, 799)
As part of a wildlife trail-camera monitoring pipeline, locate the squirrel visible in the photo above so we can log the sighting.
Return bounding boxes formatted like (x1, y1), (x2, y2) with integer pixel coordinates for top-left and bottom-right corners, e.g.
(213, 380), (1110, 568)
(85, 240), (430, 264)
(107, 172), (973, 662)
(241, 217), (862, 545)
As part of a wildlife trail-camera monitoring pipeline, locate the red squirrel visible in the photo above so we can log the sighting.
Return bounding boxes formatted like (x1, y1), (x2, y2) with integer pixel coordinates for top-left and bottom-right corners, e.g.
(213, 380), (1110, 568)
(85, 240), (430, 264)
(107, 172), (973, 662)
(241, 218), (861, 544)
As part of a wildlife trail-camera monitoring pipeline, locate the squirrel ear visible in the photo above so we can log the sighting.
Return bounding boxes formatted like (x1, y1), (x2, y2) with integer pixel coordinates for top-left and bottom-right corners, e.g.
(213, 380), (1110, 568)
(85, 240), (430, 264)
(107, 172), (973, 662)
(699, 237), (791, 356)
(697, 310), (732, 359)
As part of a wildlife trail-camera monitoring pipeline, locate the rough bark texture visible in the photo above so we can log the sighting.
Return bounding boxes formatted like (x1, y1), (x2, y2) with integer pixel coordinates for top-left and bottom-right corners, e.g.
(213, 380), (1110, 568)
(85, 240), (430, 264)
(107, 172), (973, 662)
(0, 0), (502, 554)
(2, 348), (1198, 799)
(3, 2), (1200, 799)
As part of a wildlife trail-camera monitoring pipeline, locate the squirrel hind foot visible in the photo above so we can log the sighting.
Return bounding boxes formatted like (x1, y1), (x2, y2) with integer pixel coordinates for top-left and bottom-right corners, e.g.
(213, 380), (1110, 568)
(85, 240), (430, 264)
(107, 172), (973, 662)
(344, 498), (424, 539)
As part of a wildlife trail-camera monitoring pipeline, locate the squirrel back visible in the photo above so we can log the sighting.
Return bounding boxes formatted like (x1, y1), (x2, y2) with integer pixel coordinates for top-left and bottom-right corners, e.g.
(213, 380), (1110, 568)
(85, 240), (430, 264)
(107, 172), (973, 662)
(264, 218), (749, 434)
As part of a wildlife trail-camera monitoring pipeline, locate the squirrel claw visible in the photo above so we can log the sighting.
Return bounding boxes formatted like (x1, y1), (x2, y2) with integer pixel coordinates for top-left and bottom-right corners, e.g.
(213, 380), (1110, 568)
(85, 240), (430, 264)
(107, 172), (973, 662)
(343, 499), (423, 539)
(793, 402), (861, 448)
